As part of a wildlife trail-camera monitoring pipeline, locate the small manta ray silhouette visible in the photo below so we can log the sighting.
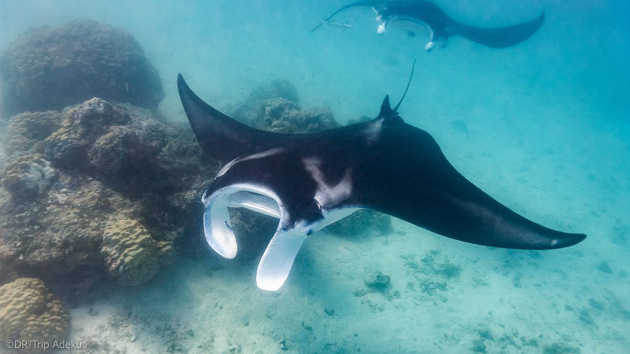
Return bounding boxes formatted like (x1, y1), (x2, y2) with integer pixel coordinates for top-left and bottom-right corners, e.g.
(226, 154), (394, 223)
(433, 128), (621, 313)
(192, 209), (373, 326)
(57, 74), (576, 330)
(311, 1), (545, 51)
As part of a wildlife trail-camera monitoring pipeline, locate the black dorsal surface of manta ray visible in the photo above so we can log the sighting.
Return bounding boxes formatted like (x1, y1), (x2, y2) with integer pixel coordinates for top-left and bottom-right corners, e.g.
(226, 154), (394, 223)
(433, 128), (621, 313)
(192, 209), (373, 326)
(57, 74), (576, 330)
(311, 1), (545, 51)
(177, 74), (585, 291)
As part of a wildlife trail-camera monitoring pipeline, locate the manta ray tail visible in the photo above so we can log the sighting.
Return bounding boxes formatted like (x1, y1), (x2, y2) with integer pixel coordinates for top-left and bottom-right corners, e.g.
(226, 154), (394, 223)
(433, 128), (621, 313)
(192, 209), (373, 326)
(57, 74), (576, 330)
(453, 12), (545, 48)
(178, 74), (290, 165)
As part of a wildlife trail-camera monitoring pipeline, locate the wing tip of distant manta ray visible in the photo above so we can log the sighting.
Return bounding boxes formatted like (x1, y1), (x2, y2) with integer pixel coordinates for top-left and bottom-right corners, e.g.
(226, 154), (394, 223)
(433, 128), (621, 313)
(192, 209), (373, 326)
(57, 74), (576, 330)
(455, 10), (546, 48)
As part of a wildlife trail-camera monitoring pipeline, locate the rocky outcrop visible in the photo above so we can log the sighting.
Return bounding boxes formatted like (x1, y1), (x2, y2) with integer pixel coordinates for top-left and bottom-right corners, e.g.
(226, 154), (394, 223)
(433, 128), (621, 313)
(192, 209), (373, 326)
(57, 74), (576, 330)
(2, 111), (63, 155)
(0, 98), (213, 294)
(0, 20), (164, 116)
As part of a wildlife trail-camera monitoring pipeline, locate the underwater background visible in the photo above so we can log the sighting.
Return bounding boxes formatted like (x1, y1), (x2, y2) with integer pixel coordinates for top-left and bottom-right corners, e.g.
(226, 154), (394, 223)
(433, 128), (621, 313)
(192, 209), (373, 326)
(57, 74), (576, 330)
(0, 0), (628, 353)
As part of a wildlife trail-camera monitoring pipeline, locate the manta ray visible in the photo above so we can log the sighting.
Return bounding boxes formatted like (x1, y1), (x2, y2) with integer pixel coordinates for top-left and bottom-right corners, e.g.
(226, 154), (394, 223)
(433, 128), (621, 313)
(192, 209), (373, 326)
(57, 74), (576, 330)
(311, 1), (545, 51)
(177, 73), (585, 291)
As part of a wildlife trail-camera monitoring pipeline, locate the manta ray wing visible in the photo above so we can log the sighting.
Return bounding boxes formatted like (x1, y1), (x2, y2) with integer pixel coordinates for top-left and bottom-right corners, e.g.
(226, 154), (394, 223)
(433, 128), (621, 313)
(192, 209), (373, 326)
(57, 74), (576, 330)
(178, 74), (293, 165)
(343, 114), (585, 250)
(454, 12), (545, 48)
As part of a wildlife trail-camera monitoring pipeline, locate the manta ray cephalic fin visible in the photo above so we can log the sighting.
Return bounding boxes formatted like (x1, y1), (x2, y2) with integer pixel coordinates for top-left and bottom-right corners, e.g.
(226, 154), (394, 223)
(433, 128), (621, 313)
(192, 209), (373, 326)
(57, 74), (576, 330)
(256, 228), (308, 291)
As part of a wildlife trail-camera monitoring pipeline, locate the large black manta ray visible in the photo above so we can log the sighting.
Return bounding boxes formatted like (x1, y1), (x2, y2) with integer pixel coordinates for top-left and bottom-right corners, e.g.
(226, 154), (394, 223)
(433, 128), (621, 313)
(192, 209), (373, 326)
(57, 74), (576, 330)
(311, 1), (545, 51)
(177, 70), (585, 291)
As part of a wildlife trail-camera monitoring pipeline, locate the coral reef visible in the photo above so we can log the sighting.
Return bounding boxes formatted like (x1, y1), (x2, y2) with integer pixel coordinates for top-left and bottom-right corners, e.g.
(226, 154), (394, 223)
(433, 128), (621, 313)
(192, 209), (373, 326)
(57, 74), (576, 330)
(1, 154), (56, 200)
(252, 98), (338, 134)
(0, 171), (131, 284)
(231, 79), (338, 133)
(0, 20), (164, 116)
(231, 79), (300, 123)
(0, 98), (214, 294)
(2, 111), (63, 155)
(45, 98), (168, 190)
(101, 217), (170, 286)
(0, 278), (70, 353)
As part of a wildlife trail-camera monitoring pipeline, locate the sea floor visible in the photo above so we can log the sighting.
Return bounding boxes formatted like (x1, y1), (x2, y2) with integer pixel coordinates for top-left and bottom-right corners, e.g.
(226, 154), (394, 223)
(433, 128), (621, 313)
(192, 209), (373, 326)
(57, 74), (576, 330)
(69, 215), (628, 354)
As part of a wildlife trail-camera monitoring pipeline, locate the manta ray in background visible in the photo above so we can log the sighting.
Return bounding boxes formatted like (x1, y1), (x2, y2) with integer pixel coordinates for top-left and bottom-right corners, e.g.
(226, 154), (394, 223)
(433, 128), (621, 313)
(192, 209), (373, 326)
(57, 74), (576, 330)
(311, 1), (545, 51)
(177, 70), (585, 291)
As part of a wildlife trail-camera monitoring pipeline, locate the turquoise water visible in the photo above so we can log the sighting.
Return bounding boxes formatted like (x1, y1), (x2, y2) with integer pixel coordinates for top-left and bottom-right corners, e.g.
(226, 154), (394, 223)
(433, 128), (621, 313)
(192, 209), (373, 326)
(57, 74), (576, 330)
(1, 1), (628, 353)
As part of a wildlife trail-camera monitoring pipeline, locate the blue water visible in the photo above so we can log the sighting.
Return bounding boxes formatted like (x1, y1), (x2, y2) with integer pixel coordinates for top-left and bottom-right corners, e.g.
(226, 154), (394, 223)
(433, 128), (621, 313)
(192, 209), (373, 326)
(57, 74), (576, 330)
(1, 0), (628, 353)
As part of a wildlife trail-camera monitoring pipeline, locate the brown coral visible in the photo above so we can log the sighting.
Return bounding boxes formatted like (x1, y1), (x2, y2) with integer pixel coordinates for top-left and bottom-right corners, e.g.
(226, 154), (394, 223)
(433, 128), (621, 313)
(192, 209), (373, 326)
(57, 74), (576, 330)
(0, 20), (164, 116)
(2, 110), (63, 155)
(101, 217), (162, 286)
(231, 79), (300, 123)
(0, 278), (70, 353)
(0, 97), (211, 294)
(253, 98), (338, 133)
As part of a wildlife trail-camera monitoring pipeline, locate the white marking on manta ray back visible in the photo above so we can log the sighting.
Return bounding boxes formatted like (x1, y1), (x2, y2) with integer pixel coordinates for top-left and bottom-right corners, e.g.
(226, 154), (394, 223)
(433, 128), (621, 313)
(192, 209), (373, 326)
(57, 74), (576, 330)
(216, 147), (285, 178)
(302, 157), (353, 209)
(363, 118), (384, 144)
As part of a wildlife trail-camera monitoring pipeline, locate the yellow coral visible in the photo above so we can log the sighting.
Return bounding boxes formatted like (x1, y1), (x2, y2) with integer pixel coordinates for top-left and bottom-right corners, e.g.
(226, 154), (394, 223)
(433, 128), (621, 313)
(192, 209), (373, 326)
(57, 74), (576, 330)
(0, 278), (70, 353)
(101, 217), (160, 286)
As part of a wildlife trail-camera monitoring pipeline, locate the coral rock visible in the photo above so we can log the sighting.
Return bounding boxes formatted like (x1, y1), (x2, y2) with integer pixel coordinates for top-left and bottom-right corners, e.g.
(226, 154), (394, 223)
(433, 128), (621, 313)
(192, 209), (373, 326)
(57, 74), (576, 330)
(365, 271), (391, 290)
(231, 79), (300, 123)
(0, 96), (212, 298)
(101, 217), (160, 286)
(1, 154), (56, 200)
(253, 98), (338, 134)
(45, 98), (130, 170)
(0, 278), (70, 353)
(0, 20), (164, 116)
(64, 97), (131, 138)
(2, 110), (63, 155)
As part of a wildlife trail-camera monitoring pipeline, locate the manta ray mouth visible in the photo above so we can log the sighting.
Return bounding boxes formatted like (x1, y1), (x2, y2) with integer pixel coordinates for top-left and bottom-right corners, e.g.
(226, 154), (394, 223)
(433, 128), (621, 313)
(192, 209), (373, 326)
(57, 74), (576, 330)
(203, 183), (361, 291)
(203, 184), (281, 259)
